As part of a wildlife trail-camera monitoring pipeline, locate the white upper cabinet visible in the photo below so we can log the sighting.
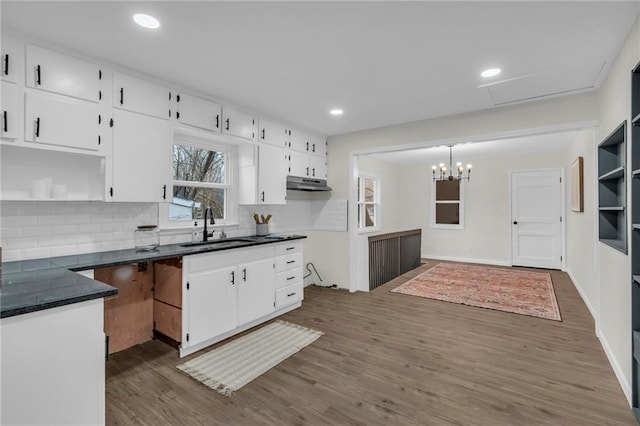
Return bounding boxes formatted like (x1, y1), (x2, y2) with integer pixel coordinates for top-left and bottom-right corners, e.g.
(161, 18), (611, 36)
(26, 44), (101, 103)
(1, 81), (18, 140)
(24, 91), (100, 151)
(309, 155), (327, 179)
(258, 144), (287, 204)
(113, 72), (171, 120)
(288, 150), (308, 178)
(111, 109), (171, 202)
(222, 106), (255, 141)
(289, 129), (308, 153)
(1, 36), (18, 83)
(176, 93), (221, 132)
(309, 137), (327, 157)
(259, 118), (289, 148)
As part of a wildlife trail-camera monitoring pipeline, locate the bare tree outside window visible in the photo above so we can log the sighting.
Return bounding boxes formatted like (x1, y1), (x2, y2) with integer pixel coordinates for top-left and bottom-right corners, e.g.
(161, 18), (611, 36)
(170, 144), (228, 221)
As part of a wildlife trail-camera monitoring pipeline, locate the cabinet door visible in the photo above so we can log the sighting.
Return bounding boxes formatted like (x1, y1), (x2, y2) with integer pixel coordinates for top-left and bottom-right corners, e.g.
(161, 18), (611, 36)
(258, 144), (287, 205)
(113, 72), (170, 120)
(185, 266), (237, 347)
(289, 129), (309, 153)
(176, 93), (221, 132)
(309, 138), (327, 157)
(24, 91), (100, 151)
(309, 155), (327, 180)
(1, 36), (18, 83)
(288, 150), (309, 177)
(259, 118), (289, 148)
(222, 106), (255, 140)
(1, 81), (18, 139)
(26, 44), (101, 103)
(238, 258), (275, 325)
(111, 109), (170, 202)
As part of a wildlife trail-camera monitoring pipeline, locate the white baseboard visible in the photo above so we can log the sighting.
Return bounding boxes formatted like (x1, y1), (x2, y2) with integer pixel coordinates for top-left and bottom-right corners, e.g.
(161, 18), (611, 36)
(422, 254), (511, 267)
(597, 329), (632, 406)
(565, 268), (597, 321)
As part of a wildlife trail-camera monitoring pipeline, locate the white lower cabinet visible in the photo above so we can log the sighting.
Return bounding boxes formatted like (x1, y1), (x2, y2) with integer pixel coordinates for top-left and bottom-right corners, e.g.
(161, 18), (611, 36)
(180, 242), (303, 357)
(274, 241), (304, 308)
(185, 265), (237, 347)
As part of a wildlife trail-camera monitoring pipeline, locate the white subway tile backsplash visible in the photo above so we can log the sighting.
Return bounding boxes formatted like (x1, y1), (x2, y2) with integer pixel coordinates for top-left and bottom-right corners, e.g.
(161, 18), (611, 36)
(1, 201), (158, 261)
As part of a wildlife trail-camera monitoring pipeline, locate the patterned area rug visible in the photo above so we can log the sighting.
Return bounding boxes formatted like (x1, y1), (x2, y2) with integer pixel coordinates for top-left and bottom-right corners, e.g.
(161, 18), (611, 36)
(177, 320), (323, 396)
(390, 263), (561, 321)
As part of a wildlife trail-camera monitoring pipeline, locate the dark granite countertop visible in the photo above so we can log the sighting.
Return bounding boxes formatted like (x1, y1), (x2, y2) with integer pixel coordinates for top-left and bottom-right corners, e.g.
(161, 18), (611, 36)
(1, 234), (306, 319)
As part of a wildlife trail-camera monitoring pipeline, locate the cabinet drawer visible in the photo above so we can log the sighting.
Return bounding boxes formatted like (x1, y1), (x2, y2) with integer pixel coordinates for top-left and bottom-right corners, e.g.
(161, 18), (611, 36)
(275, 252), (302, 272)
(276, 268), (302, 289)
(275, 241), (302, 256)
(275, 282), (303, 309)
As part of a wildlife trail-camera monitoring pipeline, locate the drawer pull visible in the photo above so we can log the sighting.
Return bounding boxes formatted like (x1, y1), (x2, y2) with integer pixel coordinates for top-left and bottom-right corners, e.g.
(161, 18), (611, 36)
(287, 292), (297, 297)
(286, 276), (296, 281)
(286, 260), (295, 264)
(286, 247), (295, 251)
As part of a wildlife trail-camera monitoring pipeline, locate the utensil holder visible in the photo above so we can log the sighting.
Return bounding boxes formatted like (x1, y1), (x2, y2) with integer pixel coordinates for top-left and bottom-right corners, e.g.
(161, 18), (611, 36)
(256, 223), (269, 236)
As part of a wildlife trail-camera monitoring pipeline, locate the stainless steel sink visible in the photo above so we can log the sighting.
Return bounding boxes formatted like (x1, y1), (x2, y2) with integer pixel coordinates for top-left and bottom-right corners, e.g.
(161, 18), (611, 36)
(180, 238), (255, 248)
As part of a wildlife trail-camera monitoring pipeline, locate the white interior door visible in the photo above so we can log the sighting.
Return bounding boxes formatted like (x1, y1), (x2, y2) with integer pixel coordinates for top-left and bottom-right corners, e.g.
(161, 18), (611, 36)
(511, 169), (563, 269)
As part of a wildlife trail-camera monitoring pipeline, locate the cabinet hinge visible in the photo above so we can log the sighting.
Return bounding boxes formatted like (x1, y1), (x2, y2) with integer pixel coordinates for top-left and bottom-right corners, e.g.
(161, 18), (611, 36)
(186, 281), (190, 290)
(560, 177), (562, 183)
(169, 109), (171, 118)
(109, 187), (113, 197)
(273, 301), (276, 307)
(186, 333), (189, 342)
(273, 263), (275, 269)
(176, 111), (180, 119)
(560, 216), (562, 222)
(109, 118), (114, 127)
(560, 255), (563, 262)
(168, 92), (172, 101)
(177, 94), (181, 103)
(98, 69), (102, 80)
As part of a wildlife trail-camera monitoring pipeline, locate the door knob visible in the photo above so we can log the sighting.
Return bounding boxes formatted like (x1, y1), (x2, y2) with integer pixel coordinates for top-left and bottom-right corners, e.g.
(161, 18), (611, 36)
(513, 221), (518, 225)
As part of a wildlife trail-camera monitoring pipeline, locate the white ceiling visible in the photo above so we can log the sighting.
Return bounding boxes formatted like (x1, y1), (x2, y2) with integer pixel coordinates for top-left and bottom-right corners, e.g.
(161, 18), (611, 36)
(2, 2), (639, 137)
(367, 131), (578, 165)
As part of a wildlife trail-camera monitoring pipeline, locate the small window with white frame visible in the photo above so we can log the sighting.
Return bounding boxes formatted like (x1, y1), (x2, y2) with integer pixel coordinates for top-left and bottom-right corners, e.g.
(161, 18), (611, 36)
(162, 136), (237, 228)
(432, 179), (464, 229)
(357, 174), (380, 230)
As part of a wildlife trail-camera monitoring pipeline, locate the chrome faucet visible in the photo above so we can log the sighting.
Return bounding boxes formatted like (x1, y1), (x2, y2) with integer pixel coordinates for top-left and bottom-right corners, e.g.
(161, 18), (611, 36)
(203, 206), (215, 242)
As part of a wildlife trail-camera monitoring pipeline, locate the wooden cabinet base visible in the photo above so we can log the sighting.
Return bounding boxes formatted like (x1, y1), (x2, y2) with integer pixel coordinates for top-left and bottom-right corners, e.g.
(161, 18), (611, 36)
(154, 300), (182, 342)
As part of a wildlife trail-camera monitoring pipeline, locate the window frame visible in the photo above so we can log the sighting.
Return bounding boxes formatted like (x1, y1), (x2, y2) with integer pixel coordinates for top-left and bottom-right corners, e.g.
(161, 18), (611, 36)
(431, 178), (465, 230)
(357, 173), (381, 233)
(160, 132), (238, 229)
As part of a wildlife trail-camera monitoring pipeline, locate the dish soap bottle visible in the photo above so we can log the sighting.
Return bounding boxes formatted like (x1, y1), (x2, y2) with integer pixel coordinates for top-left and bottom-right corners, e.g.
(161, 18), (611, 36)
(191, 221), (199, 242)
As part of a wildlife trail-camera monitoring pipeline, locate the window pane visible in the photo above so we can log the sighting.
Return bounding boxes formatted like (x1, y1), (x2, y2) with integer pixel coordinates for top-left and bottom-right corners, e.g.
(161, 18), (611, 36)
(436, 180), (460, 201)
(365, 203), (376, 227)
(435, 203), (459, 224)
(170, 186), (225, 221)
(173, 144), (225, 183)
(364, 178), (375, 202)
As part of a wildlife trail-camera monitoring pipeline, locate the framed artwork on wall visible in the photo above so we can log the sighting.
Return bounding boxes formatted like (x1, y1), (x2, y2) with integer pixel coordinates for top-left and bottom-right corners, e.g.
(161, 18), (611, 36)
(571, 156), (584, 212)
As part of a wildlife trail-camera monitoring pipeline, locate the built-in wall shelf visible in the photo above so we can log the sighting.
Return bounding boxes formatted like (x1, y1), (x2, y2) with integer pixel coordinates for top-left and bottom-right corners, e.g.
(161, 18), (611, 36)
(599, 166), (625, 181)
(597, 120), (627, 254)
(630, 60), (640, 414)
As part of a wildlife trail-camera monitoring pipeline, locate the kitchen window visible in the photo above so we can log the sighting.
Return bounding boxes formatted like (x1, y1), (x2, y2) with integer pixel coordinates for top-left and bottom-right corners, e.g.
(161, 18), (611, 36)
(357, 174), (380, 231)
(432, 179), (464, 229)
(162, 135), (237, 227)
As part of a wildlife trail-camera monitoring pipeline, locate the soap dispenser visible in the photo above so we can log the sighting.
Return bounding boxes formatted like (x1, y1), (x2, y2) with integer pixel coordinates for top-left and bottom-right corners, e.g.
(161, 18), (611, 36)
(191, 221), (199, 242)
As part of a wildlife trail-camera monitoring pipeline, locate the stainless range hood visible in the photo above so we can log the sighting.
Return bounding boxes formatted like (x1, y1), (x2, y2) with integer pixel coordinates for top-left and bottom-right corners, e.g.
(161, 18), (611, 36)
(286, 176), (332, 191)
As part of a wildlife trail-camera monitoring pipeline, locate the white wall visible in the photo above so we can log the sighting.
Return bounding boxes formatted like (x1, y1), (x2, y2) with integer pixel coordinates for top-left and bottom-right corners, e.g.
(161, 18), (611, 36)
(594, 15), (640, 403)
(564, 129), (598, 318)
(395, 150), (566, 266)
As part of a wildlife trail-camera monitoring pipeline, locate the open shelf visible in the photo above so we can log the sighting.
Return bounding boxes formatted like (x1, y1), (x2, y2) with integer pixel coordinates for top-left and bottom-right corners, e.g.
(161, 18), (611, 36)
(600, 238), (626, 252)
(599, 206), (625, 211)
(634, 331), (640, 361)
(633, 112), (640, 127)
(634, 276), (640, 285)
(634, 224), (640, 231)
(599, 166), (625, 181)
(634, 169), (640, 178)
(631, 61), (640, 411)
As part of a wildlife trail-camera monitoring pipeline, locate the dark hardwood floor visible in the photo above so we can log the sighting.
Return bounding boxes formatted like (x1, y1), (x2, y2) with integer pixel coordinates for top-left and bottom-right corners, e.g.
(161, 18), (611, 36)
(106, 261), (635, 425)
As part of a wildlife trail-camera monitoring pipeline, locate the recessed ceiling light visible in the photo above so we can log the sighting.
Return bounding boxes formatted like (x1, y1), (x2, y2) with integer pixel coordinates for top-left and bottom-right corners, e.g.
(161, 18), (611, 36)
(481, 68), (501, 78)
(330, 109), (343, 116)
(133, 13), (160, 29)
